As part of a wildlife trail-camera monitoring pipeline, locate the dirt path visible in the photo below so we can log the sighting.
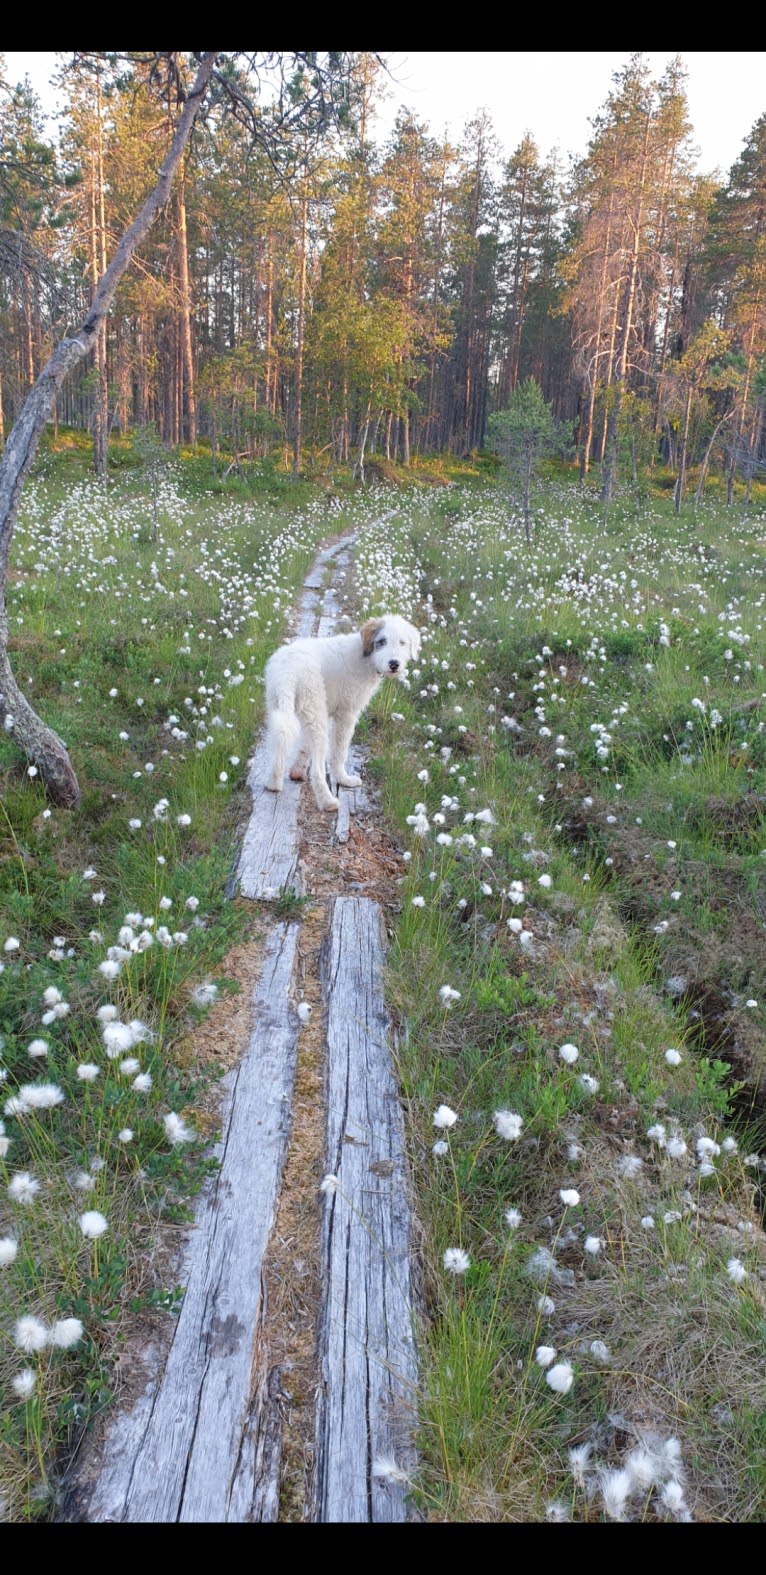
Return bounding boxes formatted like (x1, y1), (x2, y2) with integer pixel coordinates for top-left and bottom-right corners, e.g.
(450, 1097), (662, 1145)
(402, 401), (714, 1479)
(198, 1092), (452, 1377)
(63, 534), (420, 1524)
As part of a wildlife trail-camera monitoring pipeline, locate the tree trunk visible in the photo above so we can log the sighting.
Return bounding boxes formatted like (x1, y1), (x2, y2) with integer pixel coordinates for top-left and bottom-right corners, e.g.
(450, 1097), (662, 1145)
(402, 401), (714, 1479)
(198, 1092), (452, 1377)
(177, 166), (197, 446)
(694, 410), (735, 509)
(293, 167), (309, 476)
(0, 52), (218, 808)
(673, 387), (693, 514)
(401, 408), (410, 466)
(523, 451), (532, 543)
(354, 398), (372, 485)
(92, 69), (109, 481)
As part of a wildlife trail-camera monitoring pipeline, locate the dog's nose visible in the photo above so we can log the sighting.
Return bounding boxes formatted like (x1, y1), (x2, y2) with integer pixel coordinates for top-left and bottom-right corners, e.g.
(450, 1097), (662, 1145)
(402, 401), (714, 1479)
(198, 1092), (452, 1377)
(388, 659), (400, 672)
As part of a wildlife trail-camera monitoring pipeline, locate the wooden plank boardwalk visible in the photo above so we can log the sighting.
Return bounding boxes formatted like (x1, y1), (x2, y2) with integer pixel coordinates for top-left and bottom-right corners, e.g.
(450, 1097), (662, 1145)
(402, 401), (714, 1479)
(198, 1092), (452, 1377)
(66, 531), (419, 1523)
(316, 898), (417, 1523)
(78, 924), (301, 1523)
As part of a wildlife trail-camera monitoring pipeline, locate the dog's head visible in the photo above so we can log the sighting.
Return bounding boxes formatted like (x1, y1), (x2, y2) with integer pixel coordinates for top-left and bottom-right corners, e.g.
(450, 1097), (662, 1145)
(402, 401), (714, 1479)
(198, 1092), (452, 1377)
(361, 615), (422, 679)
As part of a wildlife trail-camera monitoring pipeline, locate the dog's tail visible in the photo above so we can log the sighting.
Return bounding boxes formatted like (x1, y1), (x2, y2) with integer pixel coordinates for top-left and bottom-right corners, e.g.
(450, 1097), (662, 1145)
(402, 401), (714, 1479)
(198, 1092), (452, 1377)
(264, 701), (300, 792)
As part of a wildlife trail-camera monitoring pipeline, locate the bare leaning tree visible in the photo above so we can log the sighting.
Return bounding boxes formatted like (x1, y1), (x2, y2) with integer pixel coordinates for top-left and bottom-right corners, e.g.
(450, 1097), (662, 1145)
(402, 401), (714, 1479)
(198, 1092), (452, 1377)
(0, 50), (359, 807)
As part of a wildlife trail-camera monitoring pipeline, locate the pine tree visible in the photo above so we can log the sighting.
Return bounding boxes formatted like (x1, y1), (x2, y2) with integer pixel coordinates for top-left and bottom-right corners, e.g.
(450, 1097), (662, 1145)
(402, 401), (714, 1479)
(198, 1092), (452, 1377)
(705, 113), (766, 500)
(561, 54), (696, 495)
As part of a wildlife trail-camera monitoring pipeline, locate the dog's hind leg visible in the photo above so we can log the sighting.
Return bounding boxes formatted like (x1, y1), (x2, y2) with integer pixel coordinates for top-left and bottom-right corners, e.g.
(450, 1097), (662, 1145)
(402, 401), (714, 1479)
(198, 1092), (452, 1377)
(288, 729), (310, 781)
(328, 709), (363, 789)
(264, 706), (299, 793)
(303, 699), (339, 812)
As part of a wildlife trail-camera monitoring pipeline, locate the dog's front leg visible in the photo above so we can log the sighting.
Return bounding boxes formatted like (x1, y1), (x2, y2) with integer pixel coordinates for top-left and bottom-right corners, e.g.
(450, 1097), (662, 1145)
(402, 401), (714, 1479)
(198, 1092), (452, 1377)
(329, 709), (363, 789)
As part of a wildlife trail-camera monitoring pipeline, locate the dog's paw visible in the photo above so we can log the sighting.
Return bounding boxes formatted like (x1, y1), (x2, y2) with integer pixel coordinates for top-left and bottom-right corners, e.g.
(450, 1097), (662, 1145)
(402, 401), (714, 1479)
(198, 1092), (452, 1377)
(289, 765), (307, 781)
(320, 796), (340, 812)
(337, 773), (362, 789)
(264, 780), (283, 794)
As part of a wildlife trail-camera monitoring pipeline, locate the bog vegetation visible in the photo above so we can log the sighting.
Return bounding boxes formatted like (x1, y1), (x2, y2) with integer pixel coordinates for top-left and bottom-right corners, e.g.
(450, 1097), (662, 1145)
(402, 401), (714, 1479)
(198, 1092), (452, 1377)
(0, 436), (765, 1522)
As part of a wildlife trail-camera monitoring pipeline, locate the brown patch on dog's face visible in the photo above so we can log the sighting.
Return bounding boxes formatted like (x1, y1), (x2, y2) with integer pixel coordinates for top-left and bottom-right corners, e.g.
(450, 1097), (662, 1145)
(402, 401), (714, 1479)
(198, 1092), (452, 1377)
(361, 618), (385, 657)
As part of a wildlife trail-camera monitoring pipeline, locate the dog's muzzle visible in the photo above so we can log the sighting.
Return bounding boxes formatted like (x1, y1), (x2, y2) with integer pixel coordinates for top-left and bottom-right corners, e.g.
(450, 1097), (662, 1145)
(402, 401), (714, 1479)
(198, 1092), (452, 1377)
(388, 659), (400, 673)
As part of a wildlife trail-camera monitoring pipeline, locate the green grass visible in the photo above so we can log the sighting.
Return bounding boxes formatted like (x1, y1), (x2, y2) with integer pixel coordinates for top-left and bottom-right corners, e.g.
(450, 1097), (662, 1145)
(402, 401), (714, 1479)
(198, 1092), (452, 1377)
(3, 446), (766, 1522)
(352, 477), (766, 1522)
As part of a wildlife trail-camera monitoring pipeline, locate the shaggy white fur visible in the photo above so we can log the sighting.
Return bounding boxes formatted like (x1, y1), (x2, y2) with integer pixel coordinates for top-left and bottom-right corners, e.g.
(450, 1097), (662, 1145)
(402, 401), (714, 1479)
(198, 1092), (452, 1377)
(263, 614), (421, 812)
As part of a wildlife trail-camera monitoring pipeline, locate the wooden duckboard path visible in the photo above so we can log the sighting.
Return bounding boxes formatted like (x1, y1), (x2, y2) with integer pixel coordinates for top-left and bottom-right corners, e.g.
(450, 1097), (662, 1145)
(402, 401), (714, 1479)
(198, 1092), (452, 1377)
(316, 897), (418, 1523)
(70, 530), (418, 1523)
(79, 922), (301, 1523)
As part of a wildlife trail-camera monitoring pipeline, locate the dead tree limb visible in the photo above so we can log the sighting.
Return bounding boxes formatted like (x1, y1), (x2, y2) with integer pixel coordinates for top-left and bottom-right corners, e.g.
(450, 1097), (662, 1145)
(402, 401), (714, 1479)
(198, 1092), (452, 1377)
(0, 51), (219, 808)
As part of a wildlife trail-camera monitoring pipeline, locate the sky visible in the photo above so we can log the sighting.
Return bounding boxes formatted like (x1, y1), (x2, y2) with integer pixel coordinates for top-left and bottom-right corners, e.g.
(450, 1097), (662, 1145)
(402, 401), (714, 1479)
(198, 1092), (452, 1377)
(3, 50), (765, 178)
(377, 52), (766, 176)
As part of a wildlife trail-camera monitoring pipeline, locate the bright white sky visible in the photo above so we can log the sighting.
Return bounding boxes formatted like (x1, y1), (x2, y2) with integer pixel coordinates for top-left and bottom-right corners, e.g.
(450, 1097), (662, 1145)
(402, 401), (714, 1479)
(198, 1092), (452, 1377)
(378, 52), (766, 176)
(4, 50), (765, 178)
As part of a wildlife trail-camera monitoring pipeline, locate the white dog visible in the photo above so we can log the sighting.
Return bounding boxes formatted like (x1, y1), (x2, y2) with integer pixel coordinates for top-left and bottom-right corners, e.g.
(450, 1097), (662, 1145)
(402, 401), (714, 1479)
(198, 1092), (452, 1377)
(263, 615), (421, 812)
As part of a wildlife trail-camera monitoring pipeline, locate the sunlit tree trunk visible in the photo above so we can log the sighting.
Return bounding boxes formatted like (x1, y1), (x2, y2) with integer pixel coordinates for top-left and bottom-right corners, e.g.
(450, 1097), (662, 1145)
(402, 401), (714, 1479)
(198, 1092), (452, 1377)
(177, 164), (197, 446)
(91, 66), (109, 480)
(293, 166), (309, 475)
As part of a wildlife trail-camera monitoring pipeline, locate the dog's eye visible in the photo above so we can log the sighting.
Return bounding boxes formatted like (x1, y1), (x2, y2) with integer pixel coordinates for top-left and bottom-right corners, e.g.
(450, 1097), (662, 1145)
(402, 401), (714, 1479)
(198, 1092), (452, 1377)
(375, 636), (386, 648)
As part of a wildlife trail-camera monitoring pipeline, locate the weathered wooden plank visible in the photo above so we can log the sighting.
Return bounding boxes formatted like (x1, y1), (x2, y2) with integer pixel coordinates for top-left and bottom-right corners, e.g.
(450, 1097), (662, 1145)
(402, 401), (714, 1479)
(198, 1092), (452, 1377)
(315, 898), (418, 1523)
(295, 588), (319, 636)
(331, 744), (370, 845)
(316, 547), (351, 636)
(317, 596), (342, 637)
(237, 739), (303, 900)
(81, 923), (302, 1523)
(303, 534), (355, 591)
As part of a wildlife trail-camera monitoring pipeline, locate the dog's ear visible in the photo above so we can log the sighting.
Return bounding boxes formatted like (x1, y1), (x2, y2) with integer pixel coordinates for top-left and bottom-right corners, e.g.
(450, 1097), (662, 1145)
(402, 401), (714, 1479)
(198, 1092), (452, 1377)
(410, 625), (422, 659)
(361, 617), (384, 657)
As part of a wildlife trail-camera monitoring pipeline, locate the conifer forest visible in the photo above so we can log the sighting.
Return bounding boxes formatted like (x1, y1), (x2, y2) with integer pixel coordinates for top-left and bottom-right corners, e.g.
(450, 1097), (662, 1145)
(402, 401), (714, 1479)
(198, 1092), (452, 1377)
(0, 50), (764, 499)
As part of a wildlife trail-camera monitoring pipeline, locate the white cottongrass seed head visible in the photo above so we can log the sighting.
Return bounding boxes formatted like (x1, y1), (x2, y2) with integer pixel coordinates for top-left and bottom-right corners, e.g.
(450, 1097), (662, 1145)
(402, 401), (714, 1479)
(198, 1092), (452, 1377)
(14, 1314), (48, 1353)
(0, 1235), (19, 1266)
(493, 1109), (523, 1141)
(599, 1467), (633, 1522)
(371, 1454), (410, 1485)
(79, 1210), (108, 1239)
(12, 1368), (37, 1400)
(568, 1442), (592, 1486)
(443, 1246), (470, 1276)
(8, 1171), (40, 1205)
(535, 1344), (557, 1368)
(545, 1360), (574, 1395)
(191, 983), (218, 1008)
(163, 1112), (193, 1146)
(50, 1317), (84, 1349)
